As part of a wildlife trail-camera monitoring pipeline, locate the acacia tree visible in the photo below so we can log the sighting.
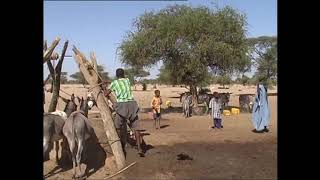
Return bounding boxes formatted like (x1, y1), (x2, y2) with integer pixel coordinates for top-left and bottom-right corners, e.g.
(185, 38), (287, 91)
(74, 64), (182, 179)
(60, 72), (68, 84)
(119, 4), (249, 104)
(124, 67), (150, 90)
(70, 64), (110, 84)
(217, 74), (232, 88)
(247, 36), (277, 86)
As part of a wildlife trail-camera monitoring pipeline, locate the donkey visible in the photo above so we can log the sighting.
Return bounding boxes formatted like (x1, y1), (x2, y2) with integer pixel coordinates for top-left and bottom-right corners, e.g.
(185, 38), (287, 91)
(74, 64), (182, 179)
(219, 92), (231, 109)
(239, 94), (254, 113)
(63, 96), (95, 179)
(43, 94), (77, 164)
(198, 93), (214, 114)
(183, 94), (193, 118)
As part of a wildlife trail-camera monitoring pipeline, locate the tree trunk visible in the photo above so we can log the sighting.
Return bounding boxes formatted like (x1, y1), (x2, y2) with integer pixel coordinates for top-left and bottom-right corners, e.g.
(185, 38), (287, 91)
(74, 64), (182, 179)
(73, 47), (126, 170)
(190, 85), (198, 107)
(43, 37), (60, 64)
(48, 80), (59, 112)
(47, 41), (68, 112)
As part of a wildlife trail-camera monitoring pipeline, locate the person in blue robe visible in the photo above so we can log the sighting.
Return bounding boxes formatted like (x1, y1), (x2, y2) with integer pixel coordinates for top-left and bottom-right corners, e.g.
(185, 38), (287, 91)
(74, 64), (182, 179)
(252, 82), (270, 133)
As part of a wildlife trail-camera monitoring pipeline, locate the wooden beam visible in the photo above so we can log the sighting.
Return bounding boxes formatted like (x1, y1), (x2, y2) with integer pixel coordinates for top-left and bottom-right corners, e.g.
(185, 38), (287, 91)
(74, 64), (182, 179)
(48, 40), (68, 112)
(43, 37), (60, 64)
(46, 60), (55, 80)
(44, 40), (48, 51)
(90, 52), (98, 73)
(89, 52), (117, 104)
(73, 48), (126, 170)
(55, 41), (68, 71)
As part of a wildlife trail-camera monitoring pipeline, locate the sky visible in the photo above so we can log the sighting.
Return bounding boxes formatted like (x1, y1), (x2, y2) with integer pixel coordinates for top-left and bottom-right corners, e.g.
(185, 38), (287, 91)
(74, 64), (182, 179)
(44, 0), (277, 80)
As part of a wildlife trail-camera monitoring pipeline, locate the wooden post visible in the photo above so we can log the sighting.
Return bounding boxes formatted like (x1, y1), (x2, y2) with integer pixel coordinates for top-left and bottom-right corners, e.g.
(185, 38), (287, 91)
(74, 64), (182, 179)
(89, 52), (117, 104)
(44, 37), (60, 64)
(47, 40), (68, 112)
(72, 46), (126, 170)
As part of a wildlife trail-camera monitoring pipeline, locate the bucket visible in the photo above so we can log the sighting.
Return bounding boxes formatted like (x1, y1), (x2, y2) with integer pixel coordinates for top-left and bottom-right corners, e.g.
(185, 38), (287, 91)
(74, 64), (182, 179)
(223, 110), (231, 116)
(231, 108), (240, 115)
(166, 100), (172, 108)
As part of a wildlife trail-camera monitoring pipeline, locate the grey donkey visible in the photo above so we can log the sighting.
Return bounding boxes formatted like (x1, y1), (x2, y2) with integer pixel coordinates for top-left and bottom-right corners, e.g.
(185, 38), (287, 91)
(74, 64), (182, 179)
(62, 96), (95, 179)
(43, 94), (78, 164)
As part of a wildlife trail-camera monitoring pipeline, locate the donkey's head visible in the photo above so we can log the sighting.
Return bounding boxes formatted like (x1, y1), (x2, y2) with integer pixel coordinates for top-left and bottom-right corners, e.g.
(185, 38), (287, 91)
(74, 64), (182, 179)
(64, 94), (78, 117)
(79, 96), (93, 118)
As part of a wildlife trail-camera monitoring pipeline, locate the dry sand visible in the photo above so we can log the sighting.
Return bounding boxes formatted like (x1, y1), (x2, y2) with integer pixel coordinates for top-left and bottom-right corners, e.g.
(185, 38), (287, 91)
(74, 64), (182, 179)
(44, 84), (277, 180)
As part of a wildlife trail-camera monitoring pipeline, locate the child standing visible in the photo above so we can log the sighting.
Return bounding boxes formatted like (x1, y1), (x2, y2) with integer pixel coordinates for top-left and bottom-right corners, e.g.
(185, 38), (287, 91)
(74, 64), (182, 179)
(209, 92), (224, 129)
(151, 90), (162, 129)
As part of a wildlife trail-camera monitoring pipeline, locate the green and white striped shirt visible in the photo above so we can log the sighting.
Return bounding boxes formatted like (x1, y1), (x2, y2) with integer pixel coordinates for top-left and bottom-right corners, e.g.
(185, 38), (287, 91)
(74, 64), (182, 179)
(109, 78), (134, 102)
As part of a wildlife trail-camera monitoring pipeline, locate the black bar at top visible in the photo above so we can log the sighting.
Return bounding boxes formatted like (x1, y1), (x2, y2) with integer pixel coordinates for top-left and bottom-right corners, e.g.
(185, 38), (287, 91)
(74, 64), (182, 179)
(45, 0), (188, 2)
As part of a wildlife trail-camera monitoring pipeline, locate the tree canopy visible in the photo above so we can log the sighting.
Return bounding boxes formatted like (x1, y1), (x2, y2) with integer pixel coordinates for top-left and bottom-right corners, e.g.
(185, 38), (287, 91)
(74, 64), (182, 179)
(124, 67), (150, 86)
(247, 36), (277, 86)
(70, 64), (109, 84)
(119, 4), (250, 94)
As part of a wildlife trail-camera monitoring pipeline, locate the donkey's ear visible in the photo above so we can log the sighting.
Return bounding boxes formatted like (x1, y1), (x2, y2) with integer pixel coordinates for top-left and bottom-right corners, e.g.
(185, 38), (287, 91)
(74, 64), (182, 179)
(71, 94), (75, 100)
(76, 96), (81, 104)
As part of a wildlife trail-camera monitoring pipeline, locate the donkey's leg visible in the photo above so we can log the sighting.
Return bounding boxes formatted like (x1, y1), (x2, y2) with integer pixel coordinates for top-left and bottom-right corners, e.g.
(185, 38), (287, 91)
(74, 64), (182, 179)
(67, 139), (77, 179)
(43, 137), (51, 161)
(76, 140), (84, 178)
(186, 105), (189, 118)
(55, 140), (60, 165)
(72, 155), (77, 179)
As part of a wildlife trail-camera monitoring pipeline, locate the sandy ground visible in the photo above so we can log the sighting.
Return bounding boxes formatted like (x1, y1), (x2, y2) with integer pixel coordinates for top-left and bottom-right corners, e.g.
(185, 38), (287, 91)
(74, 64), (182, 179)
(44, 84), (277, 180)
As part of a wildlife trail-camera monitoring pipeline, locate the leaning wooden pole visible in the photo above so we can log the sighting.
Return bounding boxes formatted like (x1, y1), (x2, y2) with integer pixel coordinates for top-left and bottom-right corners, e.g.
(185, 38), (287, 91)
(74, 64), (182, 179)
(43, 37), (60, 64)
(47, 40), (68, 112)
(72, 46), (126, 170)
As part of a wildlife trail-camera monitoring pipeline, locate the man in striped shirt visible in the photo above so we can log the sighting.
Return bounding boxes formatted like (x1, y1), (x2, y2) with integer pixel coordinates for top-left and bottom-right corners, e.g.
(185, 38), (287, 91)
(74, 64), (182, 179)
(209, 92), (224, 129)
(104, 68), (144, 157)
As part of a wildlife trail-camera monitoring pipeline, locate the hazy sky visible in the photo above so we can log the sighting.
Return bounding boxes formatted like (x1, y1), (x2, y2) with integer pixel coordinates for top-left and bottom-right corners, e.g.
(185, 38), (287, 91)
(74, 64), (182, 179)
(44, 0), (277, 79)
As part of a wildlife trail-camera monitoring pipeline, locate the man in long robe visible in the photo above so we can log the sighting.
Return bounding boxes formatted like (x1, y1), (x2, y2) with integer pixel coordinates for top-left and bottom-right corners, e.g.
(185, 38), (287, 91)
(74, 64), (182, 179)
(252, 83), (270, 133)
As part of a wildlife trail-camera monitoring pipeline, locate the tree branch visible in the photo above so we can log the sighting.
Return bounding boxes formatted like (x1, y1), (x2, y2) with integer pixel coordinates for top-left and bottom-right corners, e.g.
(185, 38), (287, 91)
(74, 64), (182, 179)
(47, 60), (55, 81)
(90, 52), (98, 72)
(44, 40), (47, 51)
(55, 41), (69, 73)
(43, 37), (60, 64)
(59, 95), (69, 103)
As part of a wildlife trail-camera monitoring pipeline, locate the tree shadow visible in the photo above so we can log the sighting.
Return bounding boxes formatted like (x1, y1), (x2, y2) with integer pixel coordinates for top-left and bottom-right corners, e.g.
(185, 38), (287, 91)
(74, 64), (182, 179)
(162, 107), (183, 114)
(44, 165), (68, 179)
(160, 125), (170, 129)
(84, 131), (107, 178)
(224, 105), (253, 113)
(137, 129), (147, 132)
(141, 107), (183, 114)
(44, 131), (107, 179)
(141, 132), (151, 136)
(127, 135), (154, 154)
(167, 96), (181, 99)
(44, 141), (73, 179)
(224, 106), (241, 110)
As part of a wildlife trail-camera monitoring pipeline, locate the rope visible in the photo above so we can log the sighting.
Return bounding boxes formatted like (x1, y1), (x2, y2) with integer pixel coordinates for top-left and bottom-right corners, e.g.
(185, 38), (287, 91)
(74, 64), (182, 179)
(59, 89), (72, 96)
(87, 82), (106, 92)
(108, 139), (121, 145)
(102, 162), (137, 180)
(92, 68), (103, 82)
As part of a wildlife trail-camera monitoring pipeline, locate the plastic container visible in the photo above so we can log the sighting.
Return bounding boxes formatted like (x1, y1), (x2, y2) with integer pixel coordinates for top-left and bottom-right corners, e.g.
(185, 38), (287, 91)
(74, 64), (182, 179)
(223, 110), (231, 116)
(231, 108), (240, 115)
